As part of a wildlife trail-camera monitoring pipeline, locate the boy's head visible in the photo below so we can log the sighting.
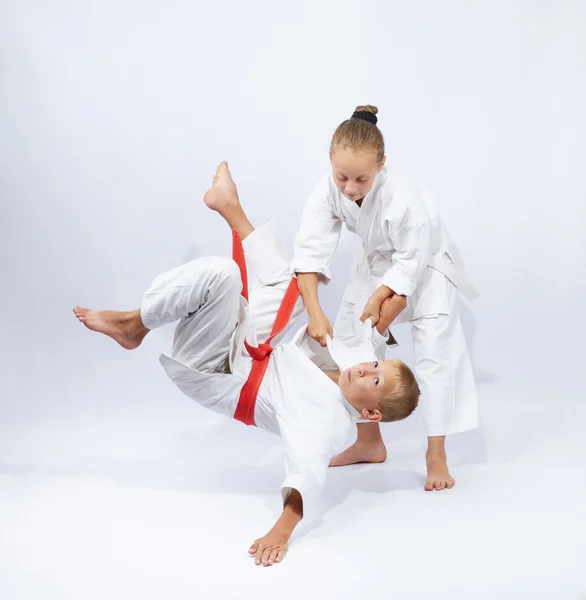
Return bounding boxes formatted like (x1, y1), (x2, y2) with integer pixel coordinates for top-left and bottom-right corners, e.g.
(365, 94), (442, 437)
(338, 359), (420, 423)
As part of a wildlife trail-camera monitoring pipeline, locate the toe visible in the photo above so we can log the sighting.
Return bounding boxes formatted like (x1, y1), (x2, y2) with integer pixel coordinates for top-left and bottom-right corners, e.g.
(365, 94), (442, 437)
(424, 480), (434, 491)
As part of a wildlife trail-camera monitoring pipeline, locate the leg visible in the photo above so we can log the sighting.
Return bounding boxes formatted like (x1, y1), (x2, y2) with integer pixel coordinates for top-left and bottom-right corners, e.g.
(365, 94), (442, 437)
(204, 162), (254, 240)
(204, 161), (304, 344)
(72, 307), (149, 349)
(75, 255), (242, 371)
(411, 290), (478, 491)
(143, 257), (241, 372)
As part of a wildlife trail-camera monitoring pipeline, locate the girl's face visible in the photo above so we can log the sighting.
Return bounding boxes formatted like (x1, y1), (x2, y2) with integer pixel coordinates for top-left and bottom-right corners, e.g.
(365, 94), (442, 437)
(330, 148), (386, 202)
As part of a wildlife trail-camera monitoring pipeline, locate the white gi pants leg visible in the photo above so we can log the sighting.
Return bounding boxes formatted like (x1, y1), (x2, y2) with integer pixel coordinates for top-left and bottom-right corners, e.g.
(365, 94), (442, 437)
(242, 221), (305, 345)
(140, 257), (242, 373)
(333, 286), (387, 361)
(411, 281), (479, 436)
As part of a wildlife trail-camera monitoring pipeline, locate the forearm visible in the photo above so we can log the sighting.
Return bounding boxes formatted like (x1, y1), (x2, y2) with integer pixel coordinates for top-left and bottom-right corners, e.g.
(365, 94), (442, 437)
(376, 293), (407, 334)
(270, 489), (303, 540)
(296, 272), (325, 318)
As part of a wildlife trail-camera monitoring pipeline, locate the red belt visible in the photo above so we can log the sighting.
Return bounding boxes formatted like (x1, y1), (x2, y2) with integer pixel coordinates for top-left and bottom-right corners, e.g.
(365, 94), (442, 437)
(231, 230), (300, 426)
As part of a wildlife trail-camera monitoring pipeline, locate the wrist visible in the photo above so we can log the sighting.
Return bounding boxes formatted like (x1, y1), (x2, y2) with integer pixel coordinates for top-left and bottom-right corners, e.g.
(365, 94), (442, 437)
(375, 285), (393, 301)
(307, 307), (326, 320)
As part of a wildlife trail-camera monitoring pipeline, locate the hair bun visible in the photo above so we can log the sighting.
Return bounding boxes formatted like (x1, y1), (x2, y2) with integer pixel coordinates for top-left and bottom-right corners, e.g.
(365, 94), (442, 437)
(355, 105), (378, 115)
(351, 105), (379, 125)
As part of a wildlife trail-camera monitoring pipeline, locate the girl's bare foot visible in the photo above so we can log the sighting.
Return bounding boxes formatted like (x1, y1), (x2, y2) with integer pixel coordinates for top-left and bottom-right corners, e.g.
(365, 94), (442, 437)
(425, 453), (456, 491)
(203, 161), (240, 215)
(72, 306), (148, 350)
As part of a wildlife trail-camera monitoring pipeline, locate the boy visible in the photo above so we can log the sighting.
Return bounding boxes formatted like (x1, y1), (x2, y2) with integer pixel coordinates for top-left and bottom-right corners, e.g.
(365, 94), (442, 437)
(73, 163), (419, 566)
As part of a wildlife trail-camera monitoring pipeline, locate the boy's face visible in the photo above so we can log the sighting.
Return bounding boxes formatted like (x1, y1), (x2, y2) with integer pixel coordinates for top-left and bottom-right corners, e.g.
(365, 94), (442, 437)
(338, 359), (398, 421)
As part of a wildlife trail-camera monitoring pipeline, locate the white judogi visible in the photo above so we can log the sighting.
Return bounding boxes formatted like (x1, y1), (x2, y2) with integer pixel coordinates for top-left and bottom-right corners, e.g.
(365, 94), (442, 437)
(140, 221), (379, 519)
(291, 168), (480, 436)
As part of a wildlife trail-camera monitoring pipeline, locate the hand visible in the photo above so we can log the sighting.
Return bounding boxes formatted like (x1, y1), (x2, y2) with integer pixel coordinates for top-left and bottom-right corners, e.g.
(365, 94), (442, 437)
(307, 312), (333, 347)
(248, 531), (289, 566)
(376, 294), (408, 334)
(360, 286), (394, 326)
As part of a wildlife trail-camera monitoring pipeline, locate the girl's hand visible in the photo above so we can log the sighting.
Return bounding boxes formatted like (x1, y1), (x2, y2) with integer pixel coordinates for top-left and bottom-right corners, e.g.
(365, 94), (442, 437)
(307, 312), (334, 347)
(360, 286), (393, 326)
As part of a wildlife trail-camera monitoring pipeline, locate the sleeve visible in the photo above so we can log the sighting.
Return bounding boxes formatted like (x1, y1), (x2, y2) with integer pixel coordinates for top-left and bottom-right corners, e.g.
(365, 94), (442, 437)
(290, 180), (342, 284)
(371, 326), (389, 357)
(279, 426), (337, 521)
(380, 194), (435, 297)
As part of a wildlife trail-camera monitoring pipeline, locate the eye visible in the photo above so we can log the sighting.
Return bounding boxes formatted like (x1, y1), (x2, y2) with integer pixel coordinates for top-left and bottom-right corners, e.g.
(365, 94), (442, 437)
(357, 178), (367, 183)
(374, 362), (378, 368)
(374, 378), (379, 386)
(337, 175), (348, 181)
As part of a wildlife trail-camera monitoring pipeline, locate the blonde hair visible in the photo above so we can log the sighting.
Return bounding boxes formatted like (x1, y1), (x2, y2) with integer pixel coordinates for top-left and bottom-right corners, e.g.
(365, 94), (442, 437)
(379, 361), (420, 423)
(330, 105), (385, 163)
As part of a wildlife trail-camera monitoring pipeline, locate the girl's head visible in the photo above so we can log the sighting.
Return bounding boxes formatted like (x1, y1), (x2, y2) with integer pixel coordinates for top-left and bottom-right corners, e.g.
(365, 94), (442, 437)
(329, 105), (386, 202)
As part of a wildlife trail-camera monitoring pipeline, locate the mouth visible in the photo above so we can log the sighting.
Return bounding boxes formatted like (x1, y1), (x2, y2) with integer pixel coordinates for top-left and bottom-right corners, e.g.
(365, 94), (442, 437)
(347, 370), (352, 383)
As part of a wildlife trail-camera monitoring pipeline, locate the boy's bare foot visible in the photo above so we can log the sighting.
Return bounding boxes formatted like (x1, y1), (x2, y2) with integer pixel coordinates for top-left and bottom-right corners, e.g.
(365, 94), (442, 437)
(72, 306), (148, 350)
(203, 161), (240, 215)
(425, 454), (455, 491)
(329, 440), (387, 467)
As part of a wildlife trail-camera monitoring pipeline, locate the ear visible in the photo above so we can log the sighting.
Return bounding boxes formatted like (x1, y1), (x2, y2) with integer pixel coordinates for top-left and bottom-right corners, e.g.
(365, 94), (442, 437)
(377, 155), (387, 172)
(361, 408), (383, 423)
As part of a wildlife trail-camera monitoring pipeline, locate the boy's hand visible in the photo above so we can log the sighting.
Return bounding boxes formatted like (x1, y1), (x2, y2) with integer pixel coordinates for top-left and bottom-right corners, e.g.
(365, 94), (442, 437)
(307, 312), (333, 347)
(248, 531), (289, 566)
(360, 285), (393, 326)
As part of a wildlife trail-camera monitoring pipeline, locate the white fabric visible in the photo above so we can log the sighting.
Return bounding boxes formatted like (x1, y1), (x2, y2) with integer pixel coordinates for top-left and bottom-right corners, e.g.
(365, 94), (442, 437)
(411, 283), (479, 436)
(290, 168), (479, 323)
(141, 221), (378, 519)
(291, 168), (479, 436)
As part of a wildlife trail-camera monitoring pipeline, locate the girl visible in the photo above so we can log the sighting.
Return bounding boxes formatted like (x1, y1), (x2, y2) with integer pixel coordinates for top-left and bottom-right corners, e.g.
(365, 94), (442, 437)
(291, 105), (479, 491)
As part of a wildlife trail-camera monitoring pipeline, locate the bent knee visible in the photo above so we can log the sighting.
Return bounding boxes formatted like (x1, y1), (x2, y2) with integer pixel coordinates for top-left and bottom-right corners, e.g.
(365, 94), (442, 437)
(214, 258), (243, 295)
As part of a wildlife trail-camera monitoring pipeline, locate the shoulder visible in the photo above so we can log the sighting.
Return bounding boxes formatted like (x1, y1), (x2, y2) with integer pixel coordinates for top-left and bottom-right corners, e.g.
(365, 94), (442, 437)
(308, 173), (337, 201)
(384, 168), (429, 198)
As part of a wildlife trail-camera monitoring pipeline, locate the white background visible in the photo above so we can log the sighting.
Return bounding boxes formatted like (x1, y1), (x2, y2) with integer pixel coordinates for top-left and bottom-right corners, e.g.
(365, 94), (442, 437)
(1, 1), (585, 598)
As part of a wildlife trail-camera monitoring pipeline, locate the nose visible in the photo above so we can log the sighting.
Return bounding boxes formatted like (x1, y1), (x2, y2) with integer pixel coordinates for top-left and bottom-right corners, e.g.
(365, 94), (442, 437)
(358, 366), (370, 377)
(346, 183), (359, 195)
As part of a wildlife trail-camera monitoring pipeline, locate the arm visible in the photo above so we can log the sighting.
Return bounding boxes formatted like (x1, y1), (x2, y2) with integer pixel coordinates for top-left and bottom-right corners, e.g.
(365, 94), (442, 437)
(363, 190), (436, 324)
(291, 181), (342, 345)
(297, 272), (333, 346)
(251, 423), (332, 566)
(248, 489), (303, 567)
(381, 188), (436, 299)
(291, 180), (343, 283)
(376, 293), (407, 334)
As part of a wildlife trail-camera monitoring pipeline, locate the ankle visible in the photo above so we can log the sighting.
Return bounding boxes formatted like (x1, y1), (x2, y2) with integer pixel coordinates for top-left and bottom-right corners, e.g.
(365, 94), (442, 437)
(426, 451), (447, 463)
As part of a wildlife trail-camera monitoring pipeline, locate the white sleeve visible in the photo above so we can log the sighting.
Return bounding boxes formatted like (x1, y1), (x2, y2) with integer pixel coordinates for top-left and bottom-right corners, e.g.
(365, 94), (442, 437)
(380, 201), (434, 298)
(290, 181), (342, 284)
(279, 427), (338, 520)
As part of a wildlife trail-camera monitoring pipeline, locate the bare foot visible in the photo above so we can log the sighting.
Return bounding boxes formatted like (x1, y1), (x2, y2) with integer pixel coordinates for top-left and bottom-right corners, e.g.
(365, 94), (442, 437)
(72, 306), (148, 350)
(329, 441), (387, 467)
(425, 454), (455, 491)
(203, 161), (240, 215)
